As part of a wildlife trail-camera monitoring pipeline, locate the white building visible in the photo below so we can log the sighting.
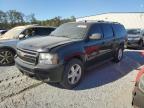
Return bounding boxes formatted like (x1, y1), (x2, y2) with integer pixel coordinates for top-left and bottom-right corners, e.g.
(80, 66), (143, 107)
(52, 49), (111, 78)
(76, 12), (144, 29)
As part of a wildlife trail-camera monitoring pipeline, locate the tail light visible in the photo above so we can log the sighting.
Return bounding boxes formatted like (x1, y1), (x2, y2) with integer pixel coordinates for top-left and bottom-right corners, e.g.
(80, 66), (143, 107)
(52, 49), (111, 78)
(140, 50), (144, 56)
(136, 67), (144, 82)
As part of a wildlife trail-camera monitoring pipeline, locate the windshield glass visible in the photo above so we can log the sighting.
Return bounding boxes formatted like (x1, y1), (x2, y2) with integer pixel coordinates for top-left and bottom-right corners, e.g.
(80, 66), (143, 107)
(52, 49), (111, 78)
(127, 29), (140, 35)
(50, 23), (88, 39)
(1, 27), (25, 39)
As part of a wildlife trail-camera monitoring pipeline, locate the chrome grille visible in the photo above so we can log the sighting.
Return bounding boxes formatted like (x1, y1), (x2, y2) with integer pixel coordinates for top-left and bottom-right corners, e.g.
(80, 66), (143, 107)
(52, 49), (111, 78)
(17, 49), (38, 65)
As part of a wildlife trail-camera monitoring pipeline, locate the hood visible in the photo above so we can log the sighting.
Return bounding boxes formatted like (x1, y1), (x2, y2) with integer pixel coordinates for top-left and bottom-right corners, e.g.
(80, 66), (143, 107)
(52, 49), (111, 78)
(0, 35), (14, 40)
(0, 39), (18, 44)
(17, 36), (77, 52)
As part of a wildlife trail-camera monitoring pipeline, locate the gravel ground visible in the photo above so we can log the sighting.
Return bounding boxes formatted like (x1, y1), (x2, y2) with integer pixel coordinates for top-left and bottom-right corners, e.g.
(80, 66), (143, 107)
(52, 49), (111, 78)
(0, 49), (144, 108)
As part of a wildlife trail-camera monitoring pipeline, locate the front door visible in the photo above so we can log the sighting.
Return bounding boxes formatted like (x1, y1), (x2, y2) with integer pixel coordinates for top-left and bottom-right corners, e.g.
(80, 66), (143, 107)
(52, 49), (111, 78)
(84, 24), (108, 66)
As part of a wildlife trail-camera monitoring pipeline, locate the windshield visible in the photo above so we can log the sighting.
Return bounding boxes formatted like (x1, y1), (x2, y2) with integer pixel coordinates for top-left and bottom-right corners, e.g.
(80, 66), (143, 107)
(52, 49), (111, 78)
(127, 29), (140, 35)
(50, 23), (88, 39)
(1, 27), (24, 39)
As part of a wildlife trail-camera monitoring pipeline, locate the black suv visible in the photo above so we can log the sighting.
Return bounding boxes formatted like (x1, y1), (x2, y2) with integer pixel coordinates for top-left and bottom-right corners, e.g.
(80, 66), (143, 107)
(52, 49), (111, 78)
(15, 21), (127, 89)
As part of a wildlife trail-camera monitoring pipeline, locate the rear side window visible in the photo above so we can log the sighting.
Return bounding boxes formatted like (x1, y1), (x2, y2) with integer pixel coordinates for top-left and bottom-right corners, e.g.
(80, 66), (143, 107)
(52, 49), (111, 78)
(34, 28), (54, 36)
(101, 24), (113, 39)
(112, 24), (127, 37)
(88, 24), (103, 37)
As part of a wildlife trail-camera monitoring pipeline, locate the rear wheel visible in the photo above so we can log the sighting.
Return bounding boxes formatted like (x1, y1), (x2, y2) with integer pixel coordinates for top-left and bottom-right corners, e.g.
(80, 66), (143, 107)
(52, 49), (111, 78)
(0, 49), (15, 66)
(60, 59), (84, 89)
(113, 47), (123, 63)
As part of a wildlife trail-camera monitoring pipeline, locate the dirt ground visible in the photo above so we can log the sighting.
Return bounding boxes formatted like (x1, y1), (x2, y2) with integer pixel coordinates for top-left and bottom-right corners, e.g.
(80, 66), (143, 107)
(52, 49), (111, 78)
(0, 49), (144, 108)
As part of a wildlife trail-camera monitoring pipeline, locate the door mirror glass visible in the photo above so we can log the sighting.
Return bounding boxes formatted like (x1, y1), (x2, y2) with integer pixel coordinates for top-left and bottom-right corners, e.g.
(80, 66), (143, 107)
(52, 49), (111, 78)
(18, 34), (25, 39)
(89, 33), (102, 40)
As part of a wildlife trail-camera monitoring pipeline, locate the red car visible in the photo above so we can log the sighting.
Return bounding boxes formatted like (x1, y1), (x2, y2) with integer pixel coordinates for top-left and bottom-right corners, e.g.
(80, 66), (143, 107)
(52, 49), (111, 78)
(132, 66), (144, 108)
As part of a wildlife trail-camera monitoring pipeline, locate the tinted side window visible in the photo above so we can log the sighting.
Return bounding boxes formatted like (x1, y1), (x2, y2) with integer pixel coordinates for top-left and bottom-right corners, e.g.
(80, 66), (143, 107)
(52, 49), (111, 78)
(34, 28), (53, 36)
(44, 28), (55, 35)
(48, 28), (55, 33)
(88, 24), (103, 37)
(21, 28), (34, 38)
(112, 24), (127, 37)
(101, 24), (113, 39)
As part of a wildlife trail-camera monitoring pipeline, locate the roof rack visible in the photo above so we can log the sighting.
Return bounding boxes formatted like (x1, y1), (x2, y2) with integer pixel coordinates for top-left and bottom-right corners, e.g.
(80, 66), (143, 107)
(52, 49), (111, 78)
(25, 24), (39, 27)
(77, 20), (120, 24)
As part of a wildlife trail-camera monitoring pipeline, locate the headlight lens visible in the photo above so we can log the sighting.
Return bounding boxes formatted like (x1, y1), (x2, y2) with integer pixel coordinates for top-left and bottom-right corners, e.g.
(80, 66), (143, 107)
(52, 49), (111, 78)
(139, 74), (144, 93)
(39, 53), (59, 64)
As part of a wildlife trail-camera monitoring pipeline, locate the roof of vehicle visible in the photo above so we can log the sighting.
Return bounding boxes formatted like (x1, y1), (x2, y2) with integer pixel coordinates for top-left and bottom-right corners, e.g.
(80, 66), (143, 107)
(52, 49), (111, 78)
(14, 24), (56, 29)
(69, 20), (122, 26)
(69, 20), (123, 26)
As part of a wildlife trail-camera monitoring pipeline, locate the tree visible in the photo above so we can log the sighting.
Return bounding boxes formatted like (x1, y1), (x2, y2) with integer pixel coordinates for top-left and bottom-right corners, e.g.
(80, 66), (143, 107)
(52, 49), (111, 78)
(7, 10), (24, 27)
(26, 14), (37, 24)
(0, 10), (7, 29)
(0, 9), (76, 29)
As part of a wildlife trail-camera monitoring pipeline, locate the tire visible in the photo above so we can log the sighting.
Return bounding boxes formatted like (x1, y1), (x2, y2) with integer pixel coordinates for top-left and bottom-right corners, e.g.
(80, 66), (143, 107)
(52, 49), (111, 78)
(0, 49), (15, 66)
(138, 40), (143, 49)
(113, 47), (123, 63)
(60, 59), (84, 89)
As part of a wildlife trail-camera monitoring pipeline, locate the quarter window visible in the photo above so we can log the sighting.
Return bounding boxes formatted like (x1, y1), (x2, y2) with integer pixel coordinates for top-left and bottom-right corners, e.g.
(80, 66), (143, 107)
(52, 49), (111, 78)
(112, 24), (127, 37)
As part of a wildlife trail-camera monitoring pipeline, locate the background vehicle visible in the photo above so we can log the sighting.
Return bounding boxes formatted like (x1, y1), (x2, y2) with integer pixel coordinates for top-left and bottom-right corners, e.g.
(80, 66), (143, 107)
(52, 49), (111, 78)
(15, 21), (127, 89)
(0, 25), (56, 65)
(127, 29), (144, 48)
(0, 30), (7, 36)
(132, 68), (144, 108)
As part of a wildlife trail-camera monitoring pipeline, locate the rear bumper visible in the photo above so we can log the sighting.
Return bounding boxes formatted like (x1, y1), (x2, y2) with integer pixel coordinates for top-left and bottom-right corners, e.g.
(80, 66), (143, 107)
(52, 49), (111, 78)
(132, 86), (144, 108)
(15, 57), (64, 82)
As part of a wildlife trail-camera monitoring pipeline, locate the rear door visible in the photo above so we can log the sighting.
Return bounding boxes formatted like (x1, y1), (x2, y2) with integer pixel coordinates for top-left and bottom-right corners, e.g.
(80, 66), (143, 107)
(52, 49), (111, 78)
(112, 24), (127, 49)
(100, 23), (114, 58)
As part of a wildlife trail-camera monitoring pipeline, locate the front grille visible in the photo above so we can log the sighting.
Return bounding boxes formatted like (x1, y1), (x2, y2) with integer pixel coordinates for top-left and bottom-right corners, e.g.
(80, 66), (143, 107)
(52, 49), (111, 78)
(17, 49), (38, 65)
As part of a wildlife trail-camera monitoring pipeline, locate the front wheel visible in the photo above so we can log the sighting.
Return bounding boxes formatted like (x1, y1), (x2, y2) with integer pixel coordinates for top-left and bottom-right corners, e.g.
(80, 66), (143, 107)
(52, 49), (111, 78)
(0, 49), (15, 66)
(138, 40), (143, 49)
(113, 47), (123, 63)
(60, 59), (84, 89)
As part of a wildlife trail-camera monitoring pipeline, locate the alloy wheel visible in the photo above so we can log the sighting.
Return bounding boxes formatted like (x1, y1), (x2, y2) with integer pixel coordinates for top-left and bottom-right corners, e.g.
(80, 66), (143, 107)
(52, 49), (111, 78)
(68, 64), (82, 85)
(0, 50), (14, 65)
(118, 49), (123, 61)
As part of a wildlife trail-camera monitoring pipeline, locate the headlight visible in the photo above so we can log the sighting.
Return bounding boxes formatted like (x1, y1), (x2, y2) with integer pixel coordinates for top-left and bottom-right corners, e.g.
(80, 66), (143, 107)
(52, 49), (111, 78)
(139, 74), (144, 93)
(39, 53), (59, 64)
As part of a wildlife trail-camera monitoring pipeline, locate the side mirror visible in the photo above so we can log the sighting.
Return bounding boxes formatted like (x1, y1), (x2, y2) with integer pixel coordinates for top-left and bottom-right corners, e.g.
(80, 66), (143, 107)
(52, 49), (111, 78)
(89, 33), (102, 40)
(18, 34), (25, 39)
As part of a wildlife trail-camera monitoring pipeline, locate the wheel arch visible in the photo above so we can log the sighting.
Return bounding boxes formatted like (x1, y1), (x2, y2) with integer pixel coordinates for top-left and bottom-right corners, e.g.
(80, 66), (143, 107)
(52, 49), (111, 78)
(139, 38), (143, 44)
(0, 46), (16, 55)
(64, 53), (85, 64)
(119, 42), (125, 49)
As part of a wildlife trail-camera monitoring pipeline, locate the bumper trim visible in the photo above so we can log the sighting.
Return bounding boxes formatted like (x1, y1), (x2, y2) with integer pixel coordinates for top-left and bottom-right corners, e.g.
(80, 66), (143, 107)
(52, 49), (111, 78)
(15, 57), (64, 82)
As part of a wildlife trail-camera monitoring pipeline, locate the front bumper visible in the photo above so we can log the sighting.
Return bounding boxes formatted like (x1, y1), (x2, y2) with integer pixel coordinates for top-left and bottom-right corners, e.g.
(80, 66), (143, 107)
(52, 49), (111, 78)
(127, 40), (139, 47)
(15, 57), (64, 82)
(132, 86), (144, 108)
